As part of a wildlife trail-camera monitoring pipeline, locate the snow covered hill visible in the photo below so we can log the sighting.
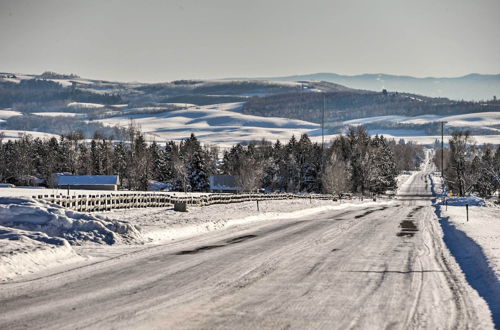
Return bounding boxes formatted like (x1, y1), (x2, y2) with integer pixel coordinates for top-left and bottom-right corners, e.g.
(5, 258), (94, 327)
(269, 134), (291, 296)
(344, 111), (500, 129)
(343, 112), (500, 145)
(96, 102), (321, 146)
(1, 71), (500, 146)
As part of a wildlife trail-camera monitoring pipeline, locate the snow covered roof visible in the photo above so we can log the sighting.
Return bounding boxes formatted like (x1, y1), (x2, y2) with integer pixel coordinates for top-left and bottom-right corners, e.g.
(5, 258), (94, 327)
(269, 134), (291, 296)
(56, 175), (119, 186)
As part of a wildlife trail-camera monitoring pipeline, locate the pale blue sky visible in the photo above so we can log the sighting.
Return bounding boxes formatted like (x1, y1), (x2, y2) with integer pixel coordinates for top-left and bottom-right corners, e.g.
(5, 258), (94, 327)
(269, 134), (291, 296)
(1, 0), (499, 82)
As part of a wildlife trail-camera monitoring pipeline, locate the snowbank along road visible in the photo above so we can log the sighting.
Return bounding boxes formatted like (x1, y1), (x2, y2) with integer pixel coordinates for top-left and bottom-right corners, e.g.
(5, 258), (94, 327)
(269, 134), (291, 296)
(0, 166), (495, 329)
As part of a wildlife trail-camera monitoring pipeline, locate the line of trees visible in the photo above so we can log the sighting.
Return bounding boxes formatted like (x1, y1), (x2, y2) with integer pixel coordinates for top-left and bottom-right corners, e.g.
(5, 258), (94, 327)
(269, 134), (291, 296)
(243, 91), (500, 123)
(0, 79), (122, 108)
(0, 126), (423, 194)
(434, 131), (500, 197)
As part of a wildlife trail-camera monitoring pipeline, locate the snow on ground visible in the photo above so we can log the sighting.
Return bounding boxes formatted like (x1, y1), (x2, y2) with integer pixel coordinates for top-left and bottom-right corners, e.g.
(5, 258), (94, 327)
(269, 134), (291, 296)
(430, 173), (500, 323)
(372, 134), (500, 145)
(94, 100), (500, 147)
(98, 198), (394, 243)
(0, 109), (22, 119)
(431, 173), (498, 276)
(0, 197), (142, 245)
(32, 112), (81, 117)
(0, 226), (82, 281)
(344, 112), (500, 128)
(96, 102), (319, 147)
(47, 79), (74, 87)
(0, 197), (144, 281)
(67, 102), (105, 109)
(396, 171), (418, 194)
(342, 112), (500, 145)
(439, 200), (499, 275)
(0, 130), (60, 141)
(0, 193), (392, 281)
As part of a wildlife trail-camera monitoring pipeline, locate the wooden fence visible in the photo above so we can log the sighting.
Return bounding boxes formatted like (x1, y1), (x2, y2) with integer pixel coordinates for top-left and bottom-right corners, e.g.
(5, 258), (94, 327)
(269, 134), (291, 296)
(32, 192), (338, 212)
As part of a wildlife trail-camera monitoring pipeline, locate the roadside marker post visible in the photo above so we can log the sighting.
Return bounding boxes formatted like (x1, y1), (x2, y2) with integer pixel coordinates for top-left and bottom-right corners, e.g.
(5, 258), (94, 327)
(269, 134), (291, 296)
(256, 200), (260, 211)
(466, 204), (469, 222)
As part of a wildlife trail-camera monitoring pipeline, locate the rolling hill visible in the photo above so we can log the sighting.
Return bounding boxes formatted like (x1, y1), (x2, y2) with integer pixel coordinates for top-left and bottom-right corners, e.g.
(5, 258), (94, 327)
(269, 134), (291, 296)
(1, 71), (500, 146)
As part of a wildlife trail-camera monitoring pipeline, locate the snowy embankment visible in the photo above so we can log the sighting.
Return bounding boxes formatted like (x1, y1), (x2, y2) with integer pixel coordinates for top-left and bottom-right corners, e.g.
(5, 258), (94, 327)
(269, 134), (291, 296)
(0, 197), (142, 281)
(430, 174), (500, 326)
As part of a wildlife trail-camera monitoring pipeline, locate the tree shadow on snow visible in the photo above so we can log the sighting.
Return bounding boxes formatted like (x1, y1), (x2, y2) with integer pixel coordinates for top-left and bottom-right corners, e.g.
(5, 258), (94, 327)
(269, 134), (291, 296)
(434, 202), (500, 328)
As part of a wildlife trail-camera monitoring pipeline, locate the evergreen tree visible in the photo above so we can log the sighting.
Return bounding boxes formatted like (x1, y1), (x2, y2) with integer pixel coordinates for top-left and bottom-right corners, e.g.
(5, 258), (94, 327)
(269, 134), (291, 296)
(188, 150), (209, 191)
(366, 136), (398, 194)
(113, 142), (129, 188)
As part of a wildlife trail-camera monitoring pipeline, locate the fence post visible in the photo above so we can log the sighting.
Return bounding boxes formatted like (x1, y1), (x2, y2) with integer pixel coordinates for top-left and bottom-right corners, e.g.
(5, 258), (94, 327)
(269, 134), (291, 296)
(256, 199), (260, 211)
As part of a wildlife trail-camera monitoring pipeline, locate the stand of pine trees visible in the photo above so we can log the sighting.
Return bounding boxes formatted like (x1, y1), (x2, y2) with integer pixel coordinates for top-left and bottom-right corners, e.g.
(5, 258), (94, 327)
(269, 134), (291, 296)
(0, 127), (423, 194)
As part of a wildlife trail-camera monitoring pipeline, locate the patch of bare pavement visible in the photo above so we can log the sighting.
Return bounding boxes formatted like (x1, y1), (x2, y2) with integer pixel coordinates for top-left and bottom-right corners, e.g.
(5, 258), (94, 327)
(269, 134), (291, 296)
(0, 167), (495, 329)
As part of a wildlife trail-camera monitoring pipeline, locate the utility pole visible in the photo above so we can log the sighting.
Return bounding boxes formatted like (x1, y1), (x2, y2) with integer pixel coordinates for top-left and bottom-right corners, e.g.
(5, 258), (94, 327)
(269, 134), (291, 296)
(322, 93), (325, 150)
(440, 121), (446, 179)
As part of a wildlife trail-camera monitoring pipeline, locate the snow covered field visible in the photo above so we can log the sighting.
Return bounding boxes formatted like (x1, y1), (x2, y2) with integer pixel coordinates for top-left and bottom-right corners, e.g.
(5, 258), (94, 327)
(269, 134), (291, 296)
(343, 112), (500, 145)
(96, 104), (500, 146)
(97, 102), (320, 146)
(0, 129), (60, 141)
(3, 101), (500, 146)
(344, 111), (500, 129)
(32, 112), (82, 117)
(0, 109), (22, 119)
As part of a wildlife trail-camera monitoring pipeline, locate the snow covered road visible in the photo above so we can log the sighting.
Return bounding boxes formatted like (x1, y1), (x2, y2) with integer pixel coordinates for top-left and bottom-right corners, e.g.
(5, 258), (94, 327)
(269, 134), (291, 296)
(0, 170), (495, 329)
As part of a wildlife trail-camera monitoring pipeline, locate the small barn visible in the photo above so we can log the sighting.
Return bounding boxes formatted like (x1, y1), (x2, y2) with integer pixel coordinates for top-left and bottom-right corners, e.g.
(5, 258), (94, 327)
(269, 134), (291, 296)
(55, 175), (119, 191)
(209, 175), (240, 193)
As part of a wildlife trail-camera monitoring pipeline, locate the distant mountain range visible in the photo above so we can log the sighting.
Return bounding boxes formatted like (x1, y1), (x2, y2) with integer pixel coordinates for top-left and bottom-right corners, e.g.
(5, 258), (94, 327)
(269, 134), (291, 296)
(226, 73), (500, 101)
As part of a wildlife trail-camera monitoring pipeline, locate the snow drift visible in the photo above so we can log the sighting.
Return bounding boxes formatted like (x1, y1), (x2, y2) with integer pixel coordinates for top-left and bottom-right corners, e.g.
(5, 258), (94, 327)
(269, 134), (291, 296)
(0, 197), (142, 245)
(0, 225), (81, 281)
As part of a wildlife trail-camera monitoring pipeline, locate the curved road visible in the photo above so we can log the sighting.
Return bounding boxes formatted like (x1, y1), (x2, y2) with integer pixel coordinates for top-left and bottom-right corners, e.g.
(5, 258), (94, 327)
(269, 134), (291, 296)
(0, 166), (493, 329)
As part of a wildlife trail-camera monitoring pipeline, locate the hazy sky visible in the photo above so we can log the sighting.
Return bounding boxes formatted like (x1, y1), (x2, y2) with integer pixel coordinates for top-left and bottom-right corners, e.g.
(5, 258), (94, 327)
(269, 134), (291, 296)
(1, 0), (499, 82)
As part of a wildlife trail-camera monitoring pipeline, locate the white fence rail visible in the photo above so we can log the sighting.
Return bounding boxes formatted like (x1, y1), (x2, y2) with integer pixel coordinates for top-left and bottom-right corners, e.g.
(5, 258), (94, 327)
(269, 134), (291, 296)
(32, 192), (338, 212)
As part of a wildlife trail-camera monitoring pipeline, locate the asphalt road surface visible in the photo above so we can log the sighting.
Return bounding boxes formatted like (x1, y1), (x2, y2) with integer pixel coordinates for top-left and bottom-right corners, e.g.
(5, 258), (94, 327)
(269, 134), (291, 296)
(0, 167), (493, 329)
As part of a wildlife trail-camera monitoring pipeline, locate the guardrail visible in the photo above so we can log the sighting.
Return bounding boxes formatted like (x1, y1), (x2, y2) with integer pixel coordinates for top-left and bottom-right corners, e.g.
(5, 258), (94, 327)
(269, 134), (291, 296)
(32, 192), (338, 212)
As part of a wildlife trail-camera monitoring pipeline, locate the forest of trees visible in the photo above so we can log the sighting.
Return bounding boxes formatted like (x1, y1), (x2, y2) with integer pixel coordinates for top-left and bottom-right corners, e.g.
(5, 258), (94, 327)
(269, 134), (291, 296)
(0, 126), (423, 195)
(243, 91), (500, 123)
(434, 131), (500, 197)
(0, 79), (122, 108)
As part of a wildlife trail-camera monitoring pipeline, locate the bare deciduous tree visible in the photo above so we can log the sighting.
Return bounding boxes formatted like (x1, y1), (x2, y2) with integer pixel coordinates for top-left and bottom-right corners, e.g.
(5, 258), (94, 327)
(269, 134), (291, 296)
(322, 153), (349, 196)
(236, 158), (263, 192)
